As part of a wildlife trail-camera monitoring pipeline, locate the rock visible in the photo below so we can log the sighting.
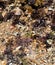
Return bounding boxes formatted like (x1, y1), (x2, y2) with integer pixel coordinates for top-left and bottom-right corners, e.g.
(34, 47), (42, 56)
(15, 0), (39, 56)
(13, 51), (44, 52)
(0, 14), (4, 21)
(0, 43), (6, 55)
(44, 25), (52, 34)
(46, 20), (51, 24)
(47, 47), (52, 51)
(0, 60), (7, 65)
(13, 7), (22, 16)
(47, 39), (53, 44)
(51, 25), (55, 31)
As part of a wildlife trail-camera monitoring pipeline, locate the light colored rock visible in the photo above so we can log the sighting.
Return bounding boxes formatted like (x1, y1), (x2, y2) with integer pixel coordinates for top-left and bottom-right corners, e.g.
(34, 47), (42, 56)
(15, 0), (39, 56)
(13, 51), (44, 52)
(0, 60), (7, 65)
(47, 39), (53, 44)
(47, 47), (52, 51)
(46, 20), (51, 24)
(13, 7), (22, 15)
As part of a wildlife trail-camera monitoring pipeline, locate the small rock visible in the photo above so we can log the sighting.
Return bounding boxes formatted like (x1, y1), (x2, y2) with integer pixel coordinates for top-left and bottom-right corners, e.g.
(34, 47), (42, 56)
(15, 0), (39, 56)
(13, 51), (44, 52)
(48, 7), (53, 11)
(47, 47), (52, 51)
(0, 60), (7, 65)
(0, 14), (4, 21)
(46, 20), (51, 24)
(13, 7), (22, 16)
(47, 39), (53, 44)
(13, 32), (19, 36)
(44, 25), (52, 34)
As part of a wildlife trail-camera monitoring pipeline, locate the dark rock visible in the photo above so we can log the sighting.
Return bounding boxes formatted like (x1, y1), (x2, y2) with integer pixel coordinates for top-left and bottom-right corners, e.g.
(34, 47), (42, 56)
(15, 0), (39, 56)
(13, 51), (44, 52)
(0, 54), (4, 60)
(48, 0), (53, 6)
(46, 34), (52, 39)
(45, 43), (51, 49)
(4, 12), (14, 21)
(4, 44), (12, 55)
(31, 10), (40, 19)
(33, 18), (46, 27)
(51, 25), (55, 31)
(8, 0), (15, 4)
(0, 14), (4, 21)
(12, 19), (26, 26)
(52, 13), (55, 31)
(27, 0), (35, 5)
(18, 53), (26, 58)
(0, 2), (6, 9)
(16, 38), (32, 47)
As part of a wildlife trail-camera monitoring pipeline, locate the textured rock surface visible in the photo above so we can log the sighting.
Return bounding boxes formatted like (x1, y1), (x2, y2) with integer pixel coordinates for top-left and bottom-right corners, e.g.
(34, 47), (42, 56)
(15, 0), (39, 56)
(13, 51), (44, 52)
(0, 0), (55, 65)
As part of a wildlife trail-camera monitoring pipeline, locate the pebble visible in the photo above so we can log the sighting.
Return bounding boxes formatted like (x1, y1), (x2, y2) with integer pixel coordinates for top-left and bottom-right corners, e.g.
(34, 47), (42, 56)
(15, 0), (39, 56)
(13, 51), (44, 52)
(2, 11), (7, 17)
(45, 25), (52, 34)
(47, 47), (52, 51)
(46, 20), (51, 24)
(9, 63), (17, 65)
(10, 25), (15, 30)
(13, 32), (19, 36)
(48, 7), (53, 11)
(0, 14), (4, 21)
(13, 7), (22, 16)
(13, 46), (21, 53)
(0, 60), (7, 65)
(47, 39), (53, 44)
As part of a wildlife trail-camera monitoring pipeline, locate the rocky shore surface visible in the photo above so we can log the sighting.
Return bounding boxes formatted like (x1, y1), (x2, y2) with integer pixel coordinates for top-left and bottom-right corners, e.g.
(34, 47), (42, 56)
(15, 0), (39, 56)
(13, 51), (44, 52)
(0, 0), (55, 65)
